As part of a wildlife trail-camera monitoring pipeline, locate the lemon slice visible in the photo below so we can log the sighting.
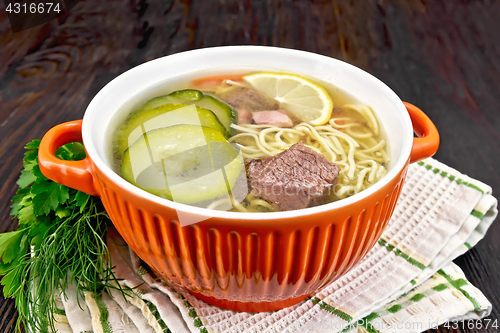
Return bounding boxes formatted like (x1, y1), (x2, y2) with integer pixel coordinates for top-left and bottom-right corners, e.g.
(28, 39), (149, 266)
(243, 72), (333, 125)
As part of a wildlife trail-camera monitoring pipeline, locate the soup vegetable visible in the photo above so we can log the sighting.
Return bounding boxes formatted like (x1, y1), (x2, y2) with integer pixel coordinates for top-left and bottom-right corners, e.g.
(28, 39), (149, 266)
(113, 72), (390, 212)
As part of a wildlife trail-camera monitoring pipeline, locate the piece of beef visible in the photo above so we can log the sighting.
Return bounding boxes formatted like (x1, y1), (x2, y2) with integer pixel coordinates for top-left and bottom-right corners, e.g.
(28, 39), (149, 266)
(246, 144), (341, 211)
(252, 110), (293, 127)
(236, 108), (253, 124)
(216, 86), (279, 111)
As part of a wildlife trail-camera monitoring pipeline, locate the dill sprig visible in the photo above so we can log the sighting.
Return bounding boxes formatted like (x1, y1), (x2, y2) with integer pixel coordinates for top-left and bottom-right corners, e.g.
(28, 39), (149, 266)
(0, 140), (126, 332)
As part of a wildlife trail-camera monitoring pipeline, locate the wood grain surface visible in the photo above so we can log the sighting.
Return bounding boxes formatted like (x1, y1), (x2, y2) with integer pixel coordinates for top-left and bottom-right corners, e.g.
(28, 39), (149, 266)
(1, 0), (499, 332)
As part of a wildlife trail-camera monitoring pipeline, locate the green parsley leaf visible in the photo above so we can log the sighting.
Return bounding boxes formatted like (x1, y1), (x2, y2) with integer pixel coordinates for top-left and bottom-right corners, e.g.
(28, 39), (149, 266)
(16, 169), (36, 188)
(29, 219), (52, 250)
(10, 201), (21, 217)
(22, 140), (40, 167)
(55, 205), (71, 219)
(11, 188), (36, 219)
(69, 142), (86, 160)
(74, 191), (91, 213)
(31, 181), (70, 216)
(23, 150), (38, 165)
(23, 159), (37, 172)
(55, 146), (71, 161)
(0, 229), (28, 264)
(31, 164), (47, 181)
(10, 188), (31, 216)
(1, 264), (23, 298)
(11, 188), (31, 203)
(18, 203), (36, 226)
(24, 140), (40, 150)
(55, 142), (86, 161)
(0, 256), (23, 275)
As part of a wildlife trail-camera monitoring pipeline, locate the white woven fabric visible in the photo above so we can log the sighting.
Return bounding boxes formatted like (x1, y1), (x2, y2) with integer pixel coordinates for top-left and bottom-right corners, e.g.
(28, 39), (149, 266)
(59, 283), (93, 333)
(59, 158), (497, 333)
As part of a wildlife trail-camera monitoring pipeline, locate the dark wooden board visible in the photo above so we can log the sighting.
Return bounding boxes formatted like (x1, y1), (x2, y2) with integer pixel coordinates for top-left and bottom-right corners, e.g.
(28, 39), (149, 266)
(0, 1), (499, 332)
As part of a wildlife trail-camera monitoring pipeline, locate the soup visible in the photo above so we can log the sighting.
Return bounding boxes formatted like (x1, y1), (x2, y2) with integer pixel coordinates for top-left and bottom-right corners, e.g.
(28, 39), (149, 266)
(112, 71), (390, 212)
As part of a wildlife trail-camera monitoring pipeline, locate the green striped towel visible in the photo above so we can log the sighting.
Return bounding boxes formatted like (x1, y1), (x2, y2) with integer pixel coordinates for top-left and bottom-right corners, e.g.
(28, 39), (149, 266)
(57, 158), (497, 333)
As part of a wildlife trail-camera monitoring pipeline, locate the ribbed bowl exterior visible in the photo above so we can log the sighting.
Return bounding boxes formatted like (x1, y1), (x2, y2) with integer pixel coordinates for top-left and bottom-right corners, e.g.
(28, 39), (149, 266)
(95, 160), (408, 307)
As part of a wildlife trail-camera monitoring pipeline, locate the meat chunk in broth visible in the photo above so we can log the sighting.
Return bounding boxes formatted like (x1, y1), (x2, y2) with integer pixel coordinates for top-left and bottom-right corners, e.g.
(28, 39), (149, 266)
(216, 85), (279, 111)
(252, 110), (293, 127)
(246, 144), (341, 211)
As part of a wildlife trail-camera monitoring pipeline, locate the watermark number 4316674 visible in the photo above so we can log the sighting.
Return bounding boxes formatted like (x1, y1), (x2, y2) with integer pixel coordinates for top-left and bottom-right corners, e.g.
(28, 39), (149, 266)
(6, 1), (61, 14)
(3, 0), (79, 32)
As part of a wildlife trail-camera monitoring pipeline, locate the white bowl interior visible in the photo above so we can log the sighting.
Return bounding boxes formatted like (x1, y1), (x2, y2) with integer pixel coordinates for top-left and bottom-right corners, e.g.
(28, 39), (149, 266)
(83, 46), (413, 220)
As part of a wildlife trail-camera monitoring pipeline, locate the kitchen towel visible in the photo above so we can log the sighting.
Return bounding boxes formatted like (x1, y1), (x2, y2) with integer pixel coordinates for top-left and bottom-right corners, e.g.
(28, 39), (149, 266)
(54, 158), (498, 333)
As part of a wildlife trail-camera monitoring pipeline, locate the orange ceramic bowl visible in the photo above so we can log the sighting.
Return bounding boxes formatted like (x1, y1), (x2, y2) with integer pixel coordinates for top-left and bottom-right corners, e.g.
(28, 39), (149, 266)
(38, 46), (439, 312)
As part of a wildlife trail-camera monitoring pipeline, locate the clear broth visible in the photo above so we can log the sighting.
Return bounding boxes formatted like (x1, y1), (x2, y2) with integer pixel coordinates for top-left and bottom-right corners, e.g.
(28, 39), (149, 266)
(109, 70), (390, 212)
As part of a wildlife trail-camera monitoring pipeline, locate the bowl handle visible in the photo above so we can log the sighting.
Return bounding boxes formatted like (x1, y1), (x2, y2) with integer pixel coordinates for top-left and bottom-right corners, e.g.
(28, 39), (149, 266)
(404, 102), (440, 163)
(38, 120), (99, 196)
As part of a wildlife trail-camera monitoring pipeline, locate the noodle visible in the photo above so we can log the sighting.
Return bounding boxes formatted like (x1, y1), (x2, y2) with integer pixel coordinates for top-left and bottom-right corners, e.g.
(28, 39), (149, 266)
(207, 194), (276, 212)
(228, 104), (390, 211)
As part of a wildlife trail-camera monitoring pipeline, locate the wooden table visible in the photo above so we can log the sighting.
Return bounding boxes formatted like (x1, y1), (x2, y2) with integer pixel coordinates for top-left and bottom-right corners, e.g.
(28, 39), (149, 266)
(1, 1), (499, 332)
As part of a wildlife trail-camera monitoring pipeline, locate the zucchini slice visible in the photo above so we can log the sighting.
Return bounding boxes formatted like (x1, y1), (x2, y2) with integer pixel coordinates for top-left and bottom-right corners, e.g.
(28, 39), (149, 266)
(115, 103), (228, 153)
(138, 89), (237, 135)
(120, 125), (243, 204)
(139, 89), (203, 111)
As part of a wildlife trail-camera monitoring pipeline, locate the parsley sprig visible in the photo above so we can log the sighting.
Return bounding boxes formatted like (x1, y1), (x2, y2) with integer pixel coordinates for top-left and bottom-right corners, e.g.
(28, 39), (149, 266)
(0, 140), (122, 332)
